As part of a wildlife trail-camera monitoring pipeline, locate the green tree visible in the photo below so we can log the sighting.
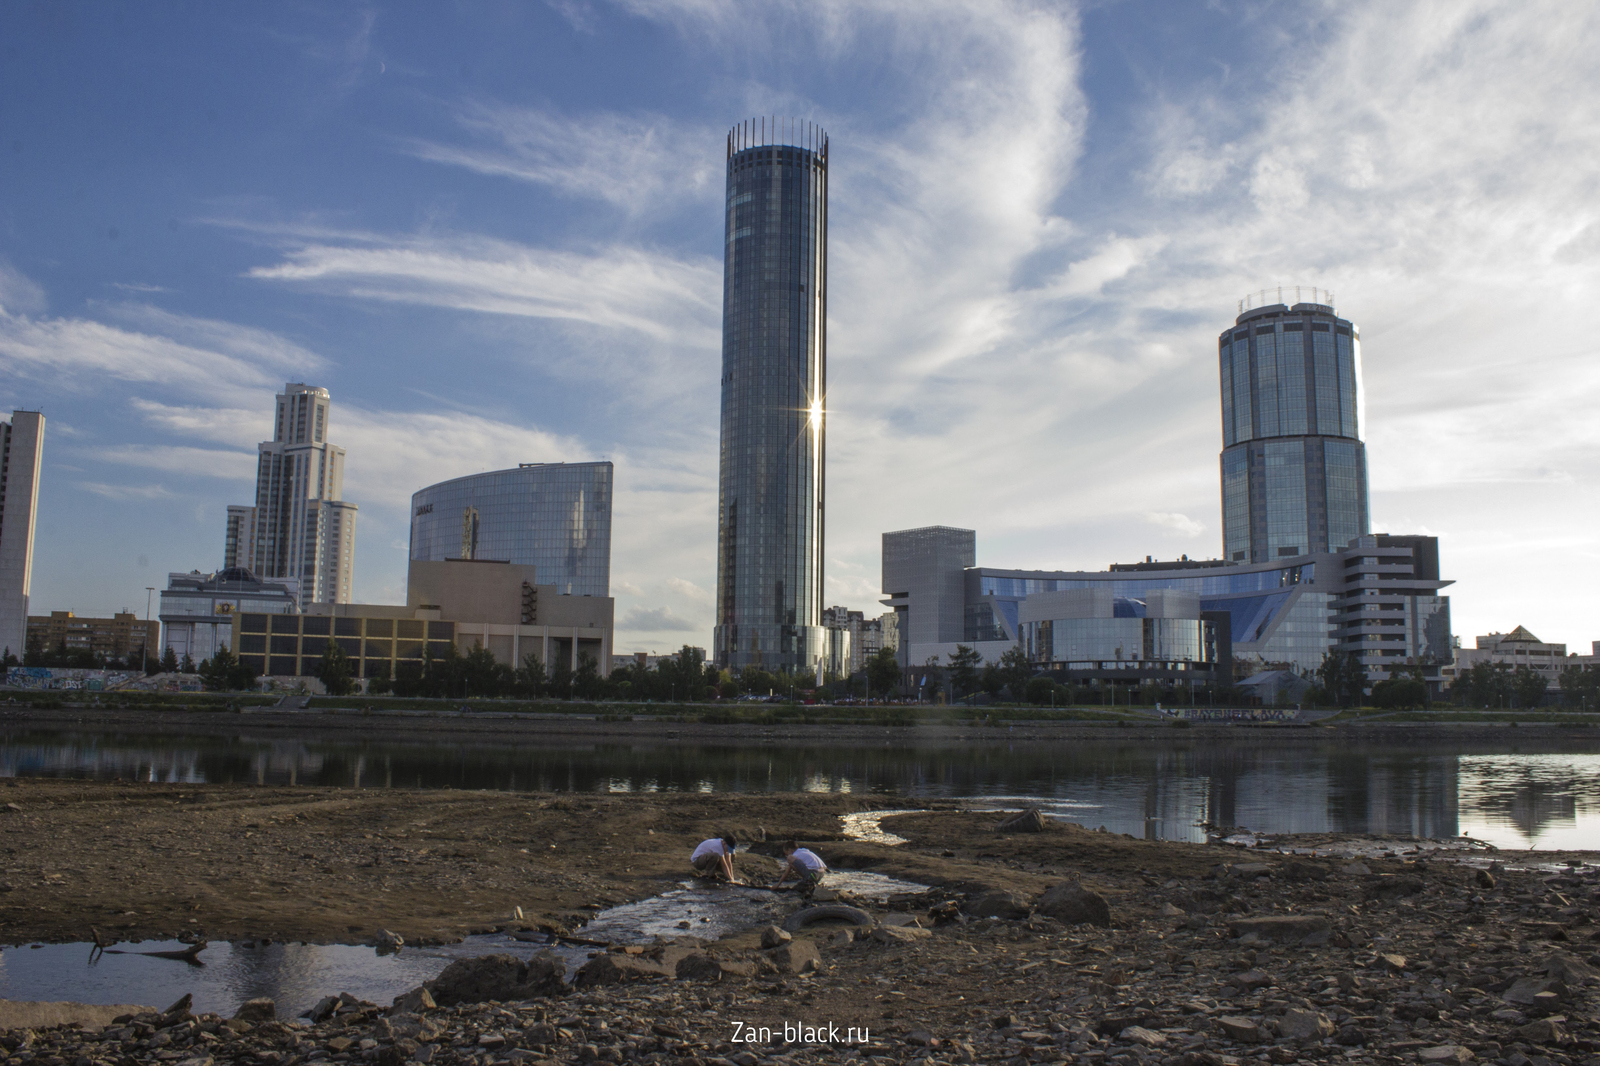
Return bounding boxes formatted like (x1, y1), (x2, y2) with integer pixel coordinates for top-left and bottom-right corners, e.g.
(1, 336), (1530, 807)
(1559, 663), (1600, 709)
(573, 653), (604, 699)
(994, 644), (1033, 701)
(865, 646), (900, 698)
(1, 647), (17, 672)
(1511, 665), (1548, 709)
(1316, 651), (1366, 708)
(180, 653), (196, 674)
(1024, 675), (1065, 706)
(516, 652), (547, 698)
(198, 647), (242, 691)
(1451, 660), (1513, 707)
(548, 655), (574, 699)
(316, 638), (356, 696)
(160, 646), (179, 674)
(1370, 677), (1426, 710)
(460, 643), (514, 698)
(23, 631), (43, 667)
(228, 653), (259, 692)
(946, 645), (983, 700)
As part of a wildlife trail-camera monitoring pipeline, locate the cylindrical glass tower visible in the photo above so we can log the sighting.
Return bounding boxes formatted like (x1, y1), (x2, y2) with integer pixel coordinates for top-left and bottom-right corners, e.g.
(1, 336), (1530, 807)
(713, 118), (828, 671)
(1219, 294), (1369, 563)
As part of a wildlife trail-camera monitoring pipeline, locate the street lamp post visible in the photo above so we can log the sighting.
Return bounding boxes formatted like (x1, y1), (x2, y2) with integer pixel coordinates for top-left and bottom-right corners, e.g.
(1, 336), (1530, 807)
(144, 587), (156, 673)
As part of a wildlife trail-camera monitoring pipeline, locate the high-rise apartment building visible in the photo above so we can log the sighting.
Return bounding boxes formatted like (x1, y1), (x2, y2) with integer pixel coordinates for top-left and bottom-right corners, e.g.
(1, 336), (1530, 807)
(409, 462), (613, 598)
(714, 119), (828, 671)
(228, 384), (357, 603)
(1219, 292), (1369, 563)
(0, 411), (45, 660)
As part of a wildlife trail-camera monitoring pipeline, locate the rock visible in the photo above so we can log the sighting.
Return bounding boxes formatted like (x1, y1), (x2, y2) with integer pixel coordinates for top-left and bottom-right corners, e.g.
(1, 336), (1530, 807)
(996, 808), (1046, 833)
(306, 995), (340, 1023)
(963, 890), (1031, 920)
(760, 925), (792, 948)
(1503, 976), (1568, 1006)
(375, 929), (404, 954)
(1340, 861), (1372, 875)
(0, 1001), (155, 1031)
(675, 952), (754, 981)
(1417, 1046), (1475, 1063)
(1228, 914), (1332, 945)
(232, 998), (276, 1023)
(1161, 902), (1186, 917)
(1224, 968), (1274, 991)
(1216, 1016), (1265, 1043)
(764, 939), (822, 974)
(429, 952), (567, 1003)
(1515, 1018), (1569, 1046)
(809, 886), (841, 902)
(163, 993), (193, 1016)
(1544, 952), (1599, 985)
(1369, 875), (1424, 900)
(1036, 882), (1112, 927)
(388, 987), (436, 1015)
(1282, 861), (1328, 881)
(992, 1013), (1020, 1030)
(1230, 862), (1275, 879)
(905, 1030), (938, 1047)
(574, 953), (673, 986)
(1376, 952), (1408, 973)
(871, 925), (932, 943)
(1118, 1026), (1166, 1048)
(1274, 1008), (1333, 1042)
(1475, 869), (1497, 889)
(1334, 1025), (1367, 1046)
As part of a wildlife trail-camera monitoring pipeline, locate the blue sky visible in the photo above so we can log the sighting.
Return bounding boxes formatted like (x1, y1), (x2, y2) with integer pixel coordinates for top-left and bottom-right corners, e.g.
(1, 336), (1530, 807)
(2, 0), (1597, 653)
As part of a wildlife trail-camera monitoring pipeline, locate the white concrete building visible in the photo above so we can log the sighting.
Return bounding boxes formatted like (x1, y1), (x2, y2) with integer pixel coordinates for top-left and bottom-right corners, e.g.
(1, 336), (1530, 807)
(0, 411), (44, 661)
(1445, 627), (1569, 691)
(159, 568), (301, 663)
(229, 384), (357, 604)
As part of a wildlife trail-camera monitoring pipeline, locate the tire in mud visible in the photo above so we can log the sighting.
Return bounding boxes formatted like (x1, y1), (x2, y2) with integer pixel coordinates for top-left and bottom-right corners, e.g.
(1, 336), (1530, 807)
(782, 904), (876, 933)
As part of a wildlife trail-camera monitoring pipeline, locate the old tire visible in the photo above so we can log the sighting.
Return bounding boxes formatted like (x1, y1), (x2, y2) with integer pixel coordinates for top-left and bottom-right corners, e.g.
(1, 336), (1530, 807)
(782, 905), (876, 933)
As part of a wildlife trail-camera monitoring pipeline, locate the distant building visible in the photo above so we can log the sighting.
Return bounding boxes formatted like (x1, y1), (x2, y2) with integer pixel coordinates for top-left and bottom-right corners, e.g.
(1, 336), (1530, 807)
(0, 411), (45, 660)
(820, 606), (892, 674)
(714, 120), (830, 672)
(26, 611), (158, 664)
(228, 383), (357, 604)
(159, 568), (301, 663)
(1446, 626), (1567, 691)
(882, 526), (1452, 692)
(230, 558), (613, 683)
(409, 463), (613, 598)
(1219, 294), (1369, 563)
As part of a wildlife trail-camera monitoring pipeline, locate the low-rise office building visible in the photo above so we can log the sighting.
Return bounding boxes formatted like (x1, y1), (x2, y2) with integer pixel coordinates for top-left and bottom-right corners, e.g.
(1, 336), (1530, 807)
(26, 611), (159, 664)
(1444, 627), (1567, 691)
(230, 558), (613, 682)
(883, 527), (1452, 692)
(159, 568), (301, 663)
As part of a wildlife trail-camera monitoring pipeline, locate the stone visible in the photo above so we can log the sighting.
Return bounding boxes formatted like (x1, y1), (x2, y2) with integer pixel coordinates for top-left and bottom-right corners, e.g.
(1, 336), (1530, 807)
(1503, 976), (1568, 1006)
(760, 925), (792, 948)
(676, 953), (755, 981)
(1376, 952), (1408, 973)
(1230, 862), (1275, 879)
(963, 890), (1031, 920)
(1340, 862), (1372, 875)
(764, 938), (822, 974)
(880, 912), (920, 927)
(1273, 1008), (1333, 1042)
(1417, 1046), (1475, 1063)
(1225, 968), (1274, 991)
(307, 995), (340, 1023)
(428, 952), (567, 1004)
(871, 925), (932, 943)
(574, 953), (673, 986)
(1544, 952), (1599, 985)
(1161, 902), (1186, 917)
(992, 1013), (1020, 1030)
(375, 929), (405, 954)
(1035, 882), (1112, 927)
(232, 998), (276, 1023)
(905, 1030), (938, 1047)
(1369, 875), (1424, 900)
(1475, 869), (1497, 889)
(1216, 1016), (1264, 1043)
(1282, 861), (1329, 881)
(996, 808), (1046, 833)
(809, 886), (841, 902)
(1228, 914), (1333, 945)
(1515, 1019), (1569, 1046)
(1118, 1026), (1166, 1048)
(388, 987), (436, 1015)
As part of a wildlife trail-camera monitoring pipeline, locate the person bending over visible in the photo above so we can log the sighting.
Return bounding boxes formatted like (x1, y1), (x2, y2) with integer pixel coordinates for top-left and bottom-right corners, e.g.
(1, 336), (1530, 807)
(690, 835), (740, 883)
(772, 841), (828, 898)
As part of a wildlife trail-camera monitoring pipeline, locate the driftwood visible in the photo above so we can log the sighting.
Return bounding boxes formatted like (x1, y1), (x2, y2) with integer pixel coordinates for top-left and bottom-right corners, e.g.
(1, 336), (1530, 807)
(94, 940), (207, 966)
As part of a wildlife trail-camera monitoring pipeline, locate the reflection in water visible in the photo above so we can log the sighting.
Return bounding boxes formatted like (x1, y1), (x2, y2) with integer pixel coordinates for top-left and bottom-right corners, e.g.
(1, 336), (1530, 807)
(1, 729), (1597, 848)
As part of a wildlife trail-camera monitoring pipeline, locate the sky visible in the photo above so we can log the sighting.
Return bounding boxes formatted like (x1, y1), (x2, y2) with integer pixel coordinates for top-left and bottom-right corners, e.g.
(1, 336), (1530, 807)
(1, 0), (1597, 655)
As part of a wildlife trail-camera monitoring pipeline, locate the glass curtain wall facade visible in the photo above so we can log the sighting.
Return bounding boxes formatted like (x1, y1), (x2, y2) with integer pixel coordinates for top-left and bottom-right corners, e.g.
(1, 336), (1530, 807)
(1219, 300), (1369, 563)
(409, 462), (612, 598)
(714, 118), (828, 670)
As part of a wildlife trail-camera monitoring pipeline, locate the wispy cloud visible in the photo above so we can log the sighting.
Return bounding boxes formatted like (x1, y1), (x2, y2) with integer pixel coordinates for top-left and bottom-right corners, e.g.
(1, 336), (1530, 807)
(619, 606), (697, 631)
(85, 444), (258, 480)
(76, 481), (175, 501)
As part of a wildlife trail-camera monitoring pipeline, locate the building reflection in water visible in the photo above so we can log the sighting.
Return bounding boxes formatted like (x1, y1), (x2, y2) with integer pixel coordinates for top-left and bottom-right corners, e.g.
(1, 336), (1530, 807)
(0, 731), (1596, 848)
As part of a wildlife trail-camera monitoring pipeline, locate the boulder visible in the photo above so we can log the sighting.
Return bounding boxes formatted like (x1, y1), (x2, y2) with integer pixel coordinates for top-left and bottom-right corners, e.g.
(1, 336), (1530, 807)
(1545, 953), (1599, 985)
(1475, 869), (1497, 889)
(1224, 969), (1274, 992)
(1036, 883), (1111, 927)
(231, 998), (276, 1023)
(0, 1002), (155, 1031)
(375, 929), (405, 954)
(1504, 976), (1568, 1006)
(764, 939), (822, 974)
(1274, 1008), (1333, 1042)
(1515, 1018), (1569, 1046)
(427, 952), (566, 1004)
(388, 987), (436, 1016)
(675, 953), (742, 982)
(963, 890), (1031, 920)
(1216, 1016), (1264, 1043)
(1228, 915), (1332, 946)
(996, 808), (1046, 833)
(1417, 1046), (1475, 1064)
(1118, 1026), (1166, 1048)
(871, 925), (932, 943)
(759, 925), (792, 948)
(573, 953), (672, 987)
(1375, 953), (1407, 973)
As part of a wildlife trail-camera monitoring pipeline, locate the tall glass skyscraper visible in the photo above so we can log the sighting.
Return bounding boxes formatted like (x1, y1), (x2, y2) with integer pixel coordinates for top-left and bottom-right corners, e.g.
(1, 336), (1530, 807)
(714, 119), (828, 670)
(1219, 293), (1369, 563)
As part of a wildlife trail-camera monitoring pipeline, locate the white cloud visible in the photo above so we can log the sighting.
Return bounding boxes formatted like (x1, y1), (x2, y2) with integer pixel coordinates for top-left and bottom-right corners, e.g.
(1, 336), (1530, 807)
(85, 444), (258, 480)
(0, 260), (47, 316)
(1146, 512), (1205, 538)
(76, 482), (175, 501)
(619, 606), (697, 631)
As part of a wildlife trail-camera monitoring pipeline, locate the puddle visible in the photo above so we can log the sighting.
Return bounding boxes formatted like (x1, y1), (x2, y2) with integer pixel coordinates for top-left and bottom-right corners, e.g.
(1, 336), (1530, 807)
(0, 871), (927, 1020)
(839, 809), (920, 845)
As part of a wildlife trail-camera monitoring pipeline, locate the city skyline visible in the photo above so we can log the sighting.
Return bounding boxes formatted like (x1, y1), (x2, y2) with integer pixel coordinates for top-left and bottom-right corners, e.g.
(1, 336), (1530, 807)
(0, 4), (1597, 653)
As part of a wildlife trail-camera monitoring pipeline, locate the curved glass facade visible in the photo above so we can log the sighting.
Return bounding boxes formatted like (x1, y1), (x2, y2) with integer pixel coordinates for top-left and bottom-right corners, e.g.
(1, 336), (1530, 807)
(408, 463), (611, 597)
(1219, 302), (1370, 562)
(1022, 617), (1208, 666)
(714, 119), (828, 670)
